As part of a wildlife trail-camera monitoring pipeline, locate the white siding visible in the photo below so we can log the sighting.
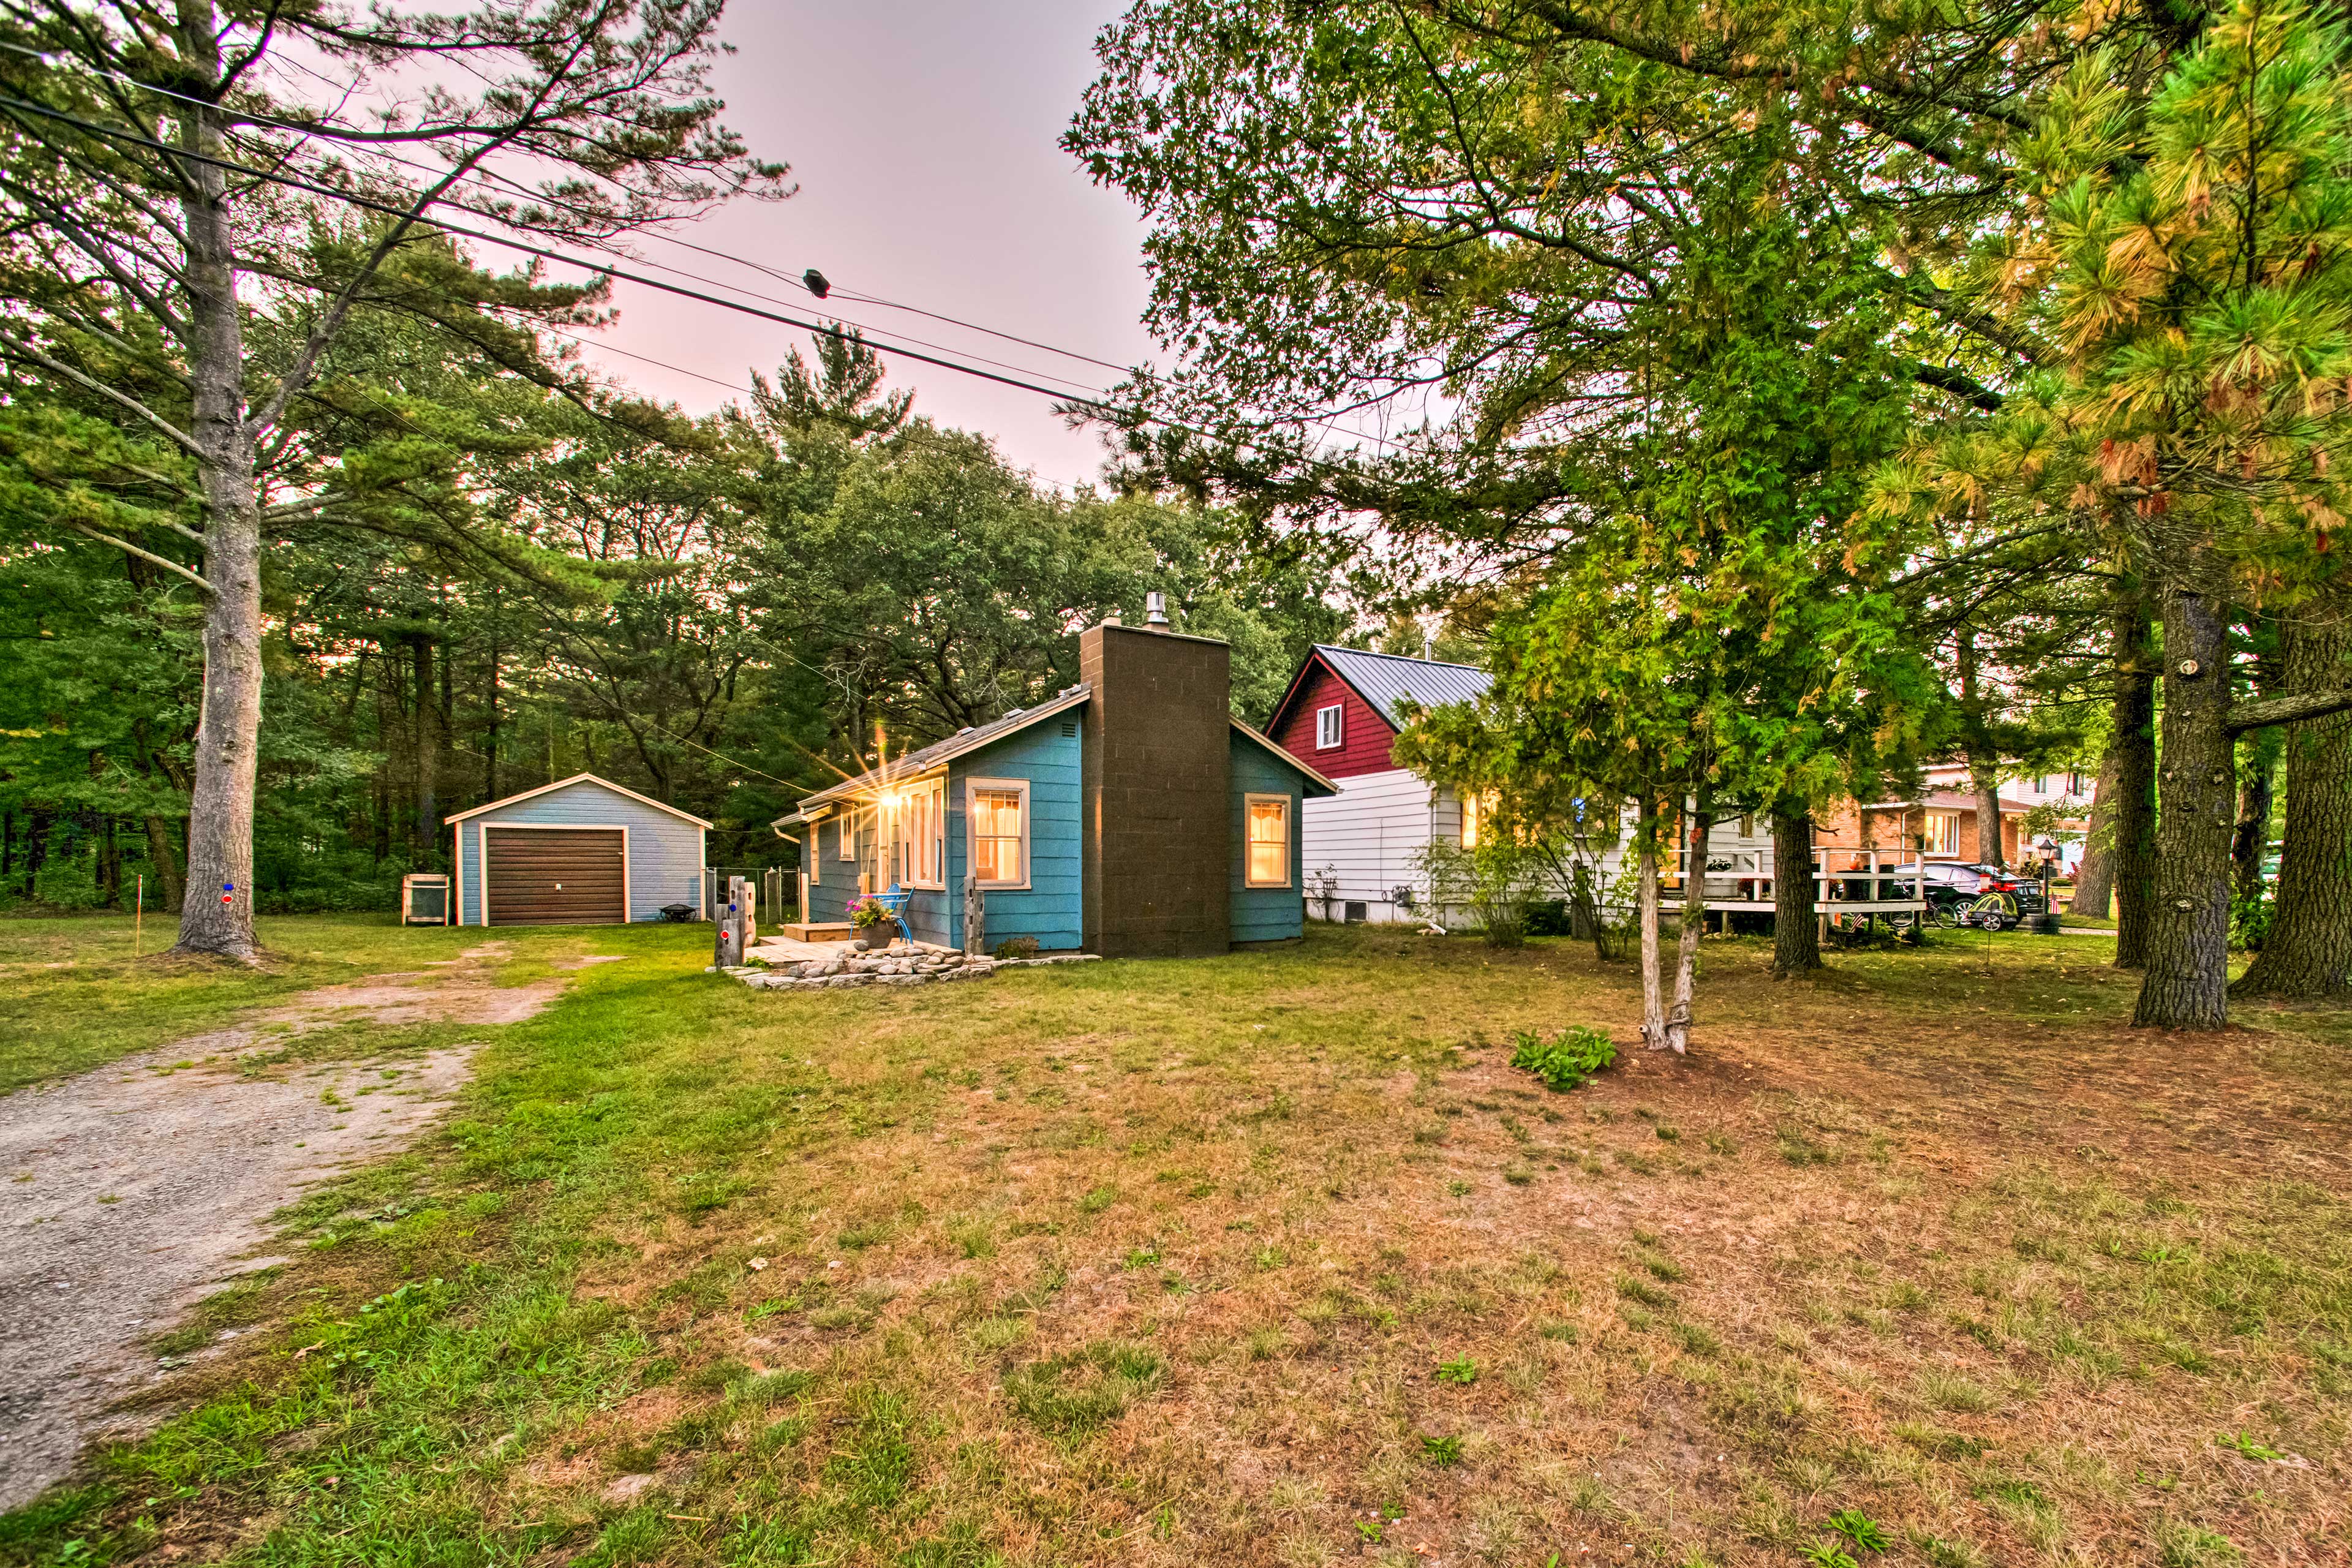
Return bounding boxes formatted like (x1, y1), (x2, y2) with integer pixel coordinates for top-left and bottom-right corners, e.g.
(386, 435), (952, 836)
(456, 778), (706, 925)
(1302, 777), (1790, 925)
(1299, 767), (1439, 923)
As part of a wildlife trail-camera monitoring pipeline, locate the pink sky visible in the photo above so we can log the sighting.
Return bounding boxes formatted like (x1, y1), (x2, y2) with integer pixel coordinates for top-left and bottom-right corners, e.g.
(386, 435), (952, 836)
(579, 1), (1152, 489)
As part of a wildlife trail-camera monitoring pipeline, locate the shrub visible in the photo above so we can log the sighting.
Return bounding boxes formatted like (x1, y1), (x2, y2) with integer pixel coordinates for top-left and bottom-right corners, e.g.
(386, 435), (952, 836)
(1509, 1025), (1616, 1091)
(992, 935), (1041, 960)
(1523, 898), (1573, 936)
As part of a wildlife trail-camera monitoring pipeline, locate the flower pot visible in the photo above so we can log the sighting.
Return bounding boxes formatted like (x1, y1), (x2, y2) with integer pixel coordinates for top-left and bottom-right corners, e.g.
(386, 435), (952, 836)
(855, 922), (900, 951)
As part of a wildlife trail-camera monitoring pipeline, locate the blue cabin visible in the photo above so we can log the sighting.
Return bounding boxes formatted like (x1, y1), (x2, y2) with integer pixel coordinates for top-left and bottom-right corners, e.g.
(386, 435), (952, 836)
(447, 774), (710, 925)
(775, 621), (1336, 957)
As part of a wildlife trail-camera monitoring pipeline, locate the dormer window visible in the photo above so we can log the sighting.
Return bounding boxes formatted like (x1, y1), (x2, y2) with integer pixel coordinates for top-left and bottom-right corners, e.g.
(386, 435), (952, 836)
(1315, 703), (1344, 750)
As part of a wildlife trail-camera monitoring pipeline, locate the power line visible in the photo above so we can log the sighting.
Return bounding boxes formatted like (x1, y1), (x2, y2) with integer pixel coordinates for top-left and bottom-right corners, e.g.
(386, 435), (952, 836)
(0, 88), (1120, 411)
(0, 86), (1412, 475)
(0, 39), (1136, 380)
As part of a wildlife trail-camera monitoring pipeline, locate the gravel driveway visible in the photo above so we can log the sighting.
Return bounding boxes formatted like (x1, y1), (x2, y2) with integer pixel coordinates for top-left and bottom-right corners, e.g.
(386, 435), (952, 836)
(0, 948), (618, 1511)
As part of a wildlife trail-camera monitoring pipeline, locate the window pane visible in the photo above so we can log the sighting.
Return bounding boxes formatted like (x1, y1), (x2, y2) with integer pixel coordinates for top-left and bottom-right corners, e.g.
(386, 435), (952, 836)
(973, 788), (1023, 883)
(1246, 799), (1287, 884)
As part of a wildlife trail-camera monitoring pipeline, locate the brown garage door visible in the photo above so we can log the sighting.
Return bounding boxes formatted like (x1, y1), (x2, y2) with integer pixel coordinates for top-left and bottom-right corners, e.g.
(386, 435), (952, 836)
(484, 827), (626, 925)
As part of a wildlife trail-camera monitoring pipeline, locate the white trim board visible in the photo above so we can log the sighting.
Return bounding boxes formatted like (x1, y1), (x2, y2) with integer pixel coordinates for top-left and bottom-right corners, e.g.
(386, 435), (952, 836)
(480, 821), (631, 926)
(445, 772), (712, 829)
(964, 775), (1033, 891)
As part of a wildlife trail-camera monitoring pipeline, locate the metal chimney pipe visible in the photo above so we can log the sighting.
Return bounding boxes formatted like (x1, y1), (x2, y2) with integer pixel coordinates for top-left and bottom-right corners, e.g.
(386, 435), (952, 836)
(1145, 590), (1170, 627)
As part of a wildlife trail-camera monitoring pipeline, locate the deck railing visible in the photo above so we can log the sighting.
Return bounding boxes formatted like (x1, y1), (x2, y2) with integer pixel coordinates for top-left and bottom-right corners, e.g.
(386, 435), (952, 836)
(1668, 845), (1928, 911)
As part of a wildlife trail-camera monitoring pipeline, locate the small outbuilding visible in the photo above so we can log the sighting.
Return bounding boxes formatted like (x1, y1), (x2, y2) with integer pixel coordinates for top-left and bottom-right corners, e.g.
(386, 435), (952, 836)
(446, 774), (710, 926)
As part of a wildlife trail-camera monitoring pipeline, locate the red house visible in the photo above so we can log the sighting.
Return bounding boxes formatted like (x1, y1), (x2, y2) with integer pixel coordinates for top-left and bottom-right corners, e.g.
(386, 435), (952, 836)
(1263, 645), (1491, 921)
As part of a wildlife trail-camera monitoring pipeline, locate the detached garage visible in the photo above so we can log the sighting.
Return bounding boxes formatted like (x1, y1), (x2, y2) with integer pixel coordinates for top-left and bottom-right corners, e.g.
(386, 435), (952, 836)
(447, 774), (710, 926)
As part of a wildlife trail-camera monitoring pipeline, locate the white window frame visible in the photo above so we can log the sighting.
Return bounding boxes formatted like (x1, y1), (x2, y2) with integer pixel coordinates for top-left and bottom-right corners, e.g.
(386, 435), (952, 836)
(838, 807), (858, 861)
(1921, 810), (1959, 858)
(1244, 792), (1292, 888)
(1314, 702), (1344, 750)
(897, 775), (948, 890)
(965, 777), (1031, 890)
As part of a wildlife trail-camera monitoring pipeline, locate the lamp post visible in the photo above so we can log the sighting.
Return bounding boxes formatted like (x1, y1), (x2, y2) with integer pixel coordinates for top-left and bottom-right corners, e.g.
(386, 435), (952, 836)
(2034, 835), (2056, 934)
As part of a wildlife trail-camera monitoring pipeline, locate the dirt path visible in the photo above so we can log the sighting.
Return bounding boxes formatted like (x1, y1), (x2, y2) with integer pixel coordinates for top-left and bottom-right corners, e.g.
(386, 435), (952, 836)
(0, 946), (622, 1511)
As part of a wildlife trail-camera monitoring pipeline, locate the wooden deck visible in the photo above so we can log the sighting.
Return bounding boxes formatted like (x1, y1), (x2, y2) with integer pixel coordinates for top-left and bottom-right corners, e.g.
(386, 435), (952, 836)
(775, 921), (858, 943)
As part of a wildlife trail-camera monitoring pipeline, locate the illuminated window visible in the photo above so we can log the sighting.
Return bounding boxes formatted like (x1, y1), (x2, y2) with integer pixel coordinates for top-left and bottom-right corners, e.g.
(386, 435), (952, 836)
(1315, 703), (1344, 749)
(967, 778), (1029, 888)
(838, 809), (856, 859)
(1246, 794), (1291, 887)
(1460, 791), (1488, 848)
(1921, 811), (1958, 856)
(892, 778), (947, 888)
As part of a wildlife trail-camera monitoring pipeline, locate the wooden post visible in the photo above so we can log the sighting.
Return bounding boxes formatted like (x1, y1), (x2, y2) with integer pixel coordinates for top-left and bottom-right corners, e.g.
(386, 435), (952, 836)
(963, 866), (986, 956)
(737, 875), (757, 951)
(715, 876), (747, 968)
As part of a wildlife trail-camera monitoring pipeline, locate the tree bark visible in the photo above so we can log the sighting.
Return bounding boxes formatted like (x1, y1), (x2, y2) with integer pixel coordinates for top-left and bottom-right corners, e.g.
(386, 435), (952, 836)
(1770, 807), (1822, 976)
(1664, 802), (1712, 1051)
(2110, 591), (2160, 969)
(143, 816), (185, 914)
(2230, 734), (2280, 911)
(169, 48), (265, 961)
(1636, 804), (1666, 1050)
(2132, 588), (2234, 1028)
(2069, 748), (2121, 918)
(1955, 627), (2005, 867)
(413, 633), (439, 856)
(2231, 612), (2352, 999)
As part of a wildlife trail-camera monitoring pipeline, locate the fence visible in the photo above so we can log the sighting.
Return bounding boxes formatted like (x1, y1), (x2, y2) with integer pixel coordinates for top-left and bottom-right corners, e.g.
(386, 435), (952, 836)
(700, 865), (798, 924)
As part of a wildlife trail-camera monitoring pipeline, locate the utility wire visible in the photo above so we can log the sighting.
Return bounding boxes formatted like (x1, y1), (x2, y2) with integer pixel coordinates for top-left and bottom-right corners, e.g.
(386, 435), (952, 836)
(0, 89), (1121, 410)
(0, 87), (1411, 474)
(0, 39), (1134, 379)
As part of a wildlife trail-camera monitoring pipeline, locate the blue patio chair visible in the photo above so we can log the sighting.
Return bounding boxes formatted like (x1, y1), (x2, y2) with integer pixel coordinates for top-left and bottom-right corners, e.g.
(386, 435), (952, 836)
(870, 883), (914, 945)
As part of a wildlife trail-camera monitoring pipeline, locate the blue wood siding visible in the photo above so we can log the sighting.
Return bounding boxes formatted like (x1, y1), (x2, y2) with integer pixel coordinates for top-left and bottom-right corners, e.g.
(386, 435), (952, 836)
(457, 778), (704, 924)
(802, 805), (865, 927)
(1230, 734), (1307, 943)
(950, 713), (1084, 952)
(797, 714), (1083, 951)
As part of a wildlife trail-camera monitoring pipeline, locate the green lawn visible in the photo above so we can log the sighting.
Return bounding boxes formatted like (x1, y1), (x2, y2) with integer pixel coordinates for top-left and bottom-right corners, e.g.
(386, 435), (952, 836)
(0, 915), (664, 1095)
(3, 922), (2346, 1567)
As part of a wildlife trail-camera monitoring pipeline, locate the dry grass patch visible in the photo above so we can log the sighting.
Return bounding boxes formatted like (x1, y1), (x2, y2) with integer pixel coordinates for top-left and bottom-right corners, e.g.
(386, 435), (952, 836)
(4, 925), (2348, 1567)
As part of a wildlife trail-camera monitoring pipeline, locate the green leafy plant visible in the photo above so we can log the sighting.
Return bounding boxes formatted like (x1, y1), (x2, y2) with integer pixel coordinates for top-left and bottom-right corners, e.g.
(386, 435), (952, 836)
(1509, 1025), (1617, 1091)
(2217, 1431), (2283, 1461)
(1434, 1355), (1478, 1385)
(1826, 1509), (1889, 1553)
(1419, 1433), (1464, 1466)
(1800, 1541), (1860, 1568)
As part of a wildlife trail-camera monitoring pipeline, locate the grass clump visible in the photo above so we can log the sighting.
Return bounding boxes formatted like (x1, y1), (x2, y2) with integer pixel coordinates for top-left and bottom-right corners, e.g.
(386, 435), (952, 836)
(1003, 1341), (1166, 1434)
(1508, 1025), (1616, 1091)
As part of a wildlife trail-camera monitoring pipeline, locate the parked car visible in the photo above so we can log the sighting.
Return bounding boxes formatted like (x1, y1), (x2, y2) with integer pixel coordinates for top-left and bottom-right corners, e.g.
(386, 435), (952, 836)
(1899, 861), (2046, 923)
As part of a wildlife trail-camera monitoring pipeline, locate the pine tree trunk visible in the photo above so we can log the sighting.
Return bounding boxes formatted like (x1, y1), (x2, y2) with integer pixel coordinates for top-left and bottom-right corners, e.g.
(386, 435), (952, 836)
(1771, 807), (1823, 976)
(2231, 613), (2352, 1000)
(2111, 592), (2159, 969)
(169, 58), (264, 962)
(1970, 766), (2005, 868)
(1637, 808), (1666, 1050)
(2132, 589), (2234, 1029)
(2230, 736), (2280, 910)
(2068, 748), (2121, 918)
(143, 816), (185, 914)
(1665, 805), (1711, 1052)
(413, 635), (439, 855)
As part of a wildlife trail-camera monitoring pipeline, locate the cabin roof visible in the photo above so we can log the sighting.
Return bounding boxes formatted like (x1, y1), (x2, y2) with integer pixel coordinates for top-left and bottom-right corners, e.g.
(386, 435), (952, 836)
(1271, 644), (1491, 736)
(443, 772), (714, 828)
(786, 685), (1093, 816)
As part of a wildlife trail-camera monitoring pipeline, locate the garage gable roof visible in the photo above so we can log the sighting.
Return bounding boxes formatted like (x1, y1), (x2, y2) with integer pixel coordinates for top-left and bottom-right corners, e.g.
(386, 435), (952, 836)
(445, 772), (714, 829)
